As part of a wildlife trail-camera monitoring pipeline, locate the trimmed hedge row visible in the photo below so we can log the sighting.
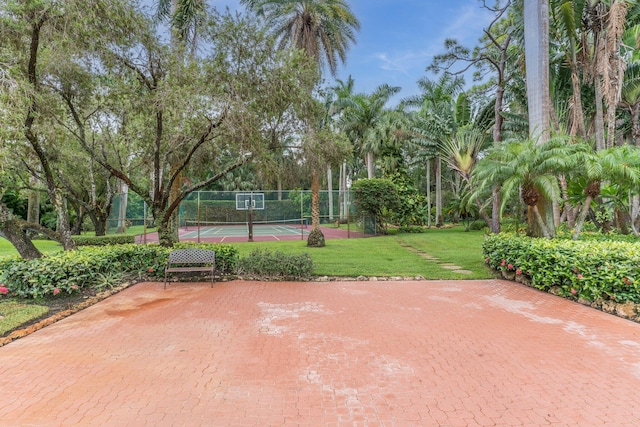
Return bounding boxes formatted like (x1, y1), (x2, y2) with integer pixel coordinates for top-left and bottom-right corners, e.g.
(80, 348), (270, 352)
(72, 235), (136, 246)
(0, 243), (238, 299)
(237, 249), (314, 280)
(483, 234), (640, 303)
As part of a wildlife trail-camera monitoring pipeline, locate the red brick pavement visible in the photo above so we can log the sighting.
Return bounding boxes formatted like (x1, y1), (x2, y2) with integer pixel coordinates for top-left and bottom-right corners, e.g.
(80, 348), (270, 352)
(1, 279), (640, 426)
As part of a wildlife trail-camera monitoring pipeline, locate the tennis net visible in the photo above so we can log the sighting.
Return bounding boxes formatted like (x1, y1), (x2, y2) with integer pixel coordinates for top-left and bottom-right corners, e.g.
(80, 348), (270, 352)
(183, 218), (308, 230)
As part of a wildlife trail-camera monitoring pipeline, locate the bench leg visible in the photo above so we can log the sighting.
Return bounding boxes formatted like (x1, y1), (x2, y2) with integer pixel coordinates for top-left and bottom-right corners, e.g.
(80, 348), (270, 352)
(164, 271), (168, 290)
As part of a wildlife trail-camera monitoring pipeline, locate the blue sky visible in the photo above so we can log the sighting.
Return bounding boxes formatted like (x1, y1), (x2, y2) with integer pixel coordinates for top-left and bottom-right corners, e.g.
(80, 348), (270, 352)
(156, 0), (495, 102)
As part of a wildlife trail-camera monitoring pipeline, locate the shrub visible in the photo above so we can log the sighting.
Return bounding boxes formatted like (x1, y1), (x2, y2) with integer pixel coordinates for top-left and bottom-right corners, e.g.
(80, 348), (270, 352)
(483, 234), (640, 303)
(398, 225), (425, 233)
(352, 178), (400, 234)
(236, 249), (313, 280)
(0, 243), (238, 298)
(72, 235), (135, 246)
(469, 220), (488, 231)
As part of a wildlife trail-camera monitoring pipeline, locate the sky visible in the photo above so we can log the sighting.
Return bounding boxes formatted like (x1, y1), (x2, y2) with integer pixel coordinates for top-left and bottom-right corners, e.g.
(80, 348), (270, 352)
(152, 0), (496, 104)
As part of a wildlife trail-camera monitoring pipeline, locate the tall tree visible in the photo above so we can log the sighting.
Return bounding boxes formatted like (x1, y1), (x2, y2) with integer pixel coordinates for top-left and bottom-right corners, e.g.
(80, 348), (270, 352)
(240, 0), (360, 77)
(338, 84), (401, 179)
(78, 10), (318, 246)
(1, 0), (84, 251)
(242, 0), (360, 246)
(403, 74), (465, 226)
(523, 0), (553, 237)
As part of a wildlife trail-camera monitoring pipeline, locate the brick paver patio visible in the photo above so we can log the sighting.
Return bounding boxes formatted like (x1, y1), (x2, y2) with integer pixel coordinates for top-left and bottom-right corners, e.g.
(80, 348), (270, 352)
(1, 279), (640, 426)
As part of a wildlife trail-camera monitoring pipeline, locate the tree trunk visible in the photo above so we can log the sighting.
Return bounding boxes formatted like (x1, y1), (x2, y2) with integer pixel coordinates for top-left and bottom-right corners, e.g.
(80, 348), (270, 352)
(572, 196), (593, 240)
(157, 213), (179, 247)
(491, 184), (501, 234)
(71, 206), (84, 235)
(595, 79), (606, 151)
(338, 162), (344, 222)
(327, 165), (333, 221)
(435, 156), (442, 226)
(88, 211), (108, 236)
(524, 0), (550, 144)
(307, 171), (325, 247)
(51, 193), (76, 251)
(117, 181), (129, 233)
(529, 204), (552, 239)
(426, 160), (432, 228)
(167, 169), (181, 242)
(569, 59), (586, 137)
(366, 152), (375, 179)
(27, 187), (40, 225)
(0, 202), (43, 260)
(632, 105), (640, 145)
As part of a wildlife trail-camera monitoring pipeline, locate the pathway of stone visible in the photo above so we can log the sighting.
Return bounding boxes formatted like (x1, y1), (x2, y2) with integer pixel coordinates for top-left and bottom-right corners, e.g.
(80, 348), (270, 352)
(398, 241), (473, 275)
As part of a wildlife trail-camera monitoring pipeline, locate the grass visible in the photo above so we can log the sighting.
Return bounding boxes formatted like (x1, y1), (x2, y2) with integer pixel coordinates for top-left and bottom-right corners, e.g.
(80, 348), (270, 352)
(0, 238), (63, 259)
(0, 225), (157, 258)
(232, 227), (492, 279)
(1, 227), (491, 279)
(0, 300), (49, 335)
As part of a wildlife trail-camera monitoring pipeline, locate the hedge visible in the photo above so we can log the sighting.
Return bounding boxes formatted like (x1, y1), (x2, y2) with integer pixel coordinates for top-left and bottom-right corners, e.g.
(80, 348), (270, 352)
(483, 233), (640, 303)
(0, 243), (238, 299)
(72, 235), (136, 246)
(236, 249), (314, 280)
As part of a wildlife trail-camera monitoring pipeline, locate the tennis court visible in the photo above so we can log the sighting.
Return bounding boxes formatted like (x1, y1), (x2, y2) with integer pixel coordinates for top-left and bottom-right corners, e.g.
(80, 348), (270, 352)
(182, 219), (309, 242)
(136, 221), (365, 243)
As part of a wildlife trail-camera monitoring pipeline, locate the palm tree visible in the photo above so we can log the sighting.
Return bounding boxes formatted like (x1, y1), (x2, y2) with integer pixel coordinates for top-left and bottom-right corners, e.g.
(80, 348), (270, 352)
(242, 0), (359, 247)
(620, 62), (640, 144)
(473, 137), (582, 238)
(524, 0), (550, 143)
(156, 0), (206, 51)
(240, 0), (360, 77)
(571, 144), (640, 239)
(403, 74), (465, 226)
(337, 84), (401, 179)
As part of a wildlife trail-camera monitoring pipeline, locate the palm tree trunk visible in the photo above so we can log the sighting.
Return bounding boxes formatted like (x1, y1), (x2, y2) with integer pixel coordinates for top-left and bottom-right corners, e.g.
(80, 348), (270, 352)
(366, 152), (375, 178)
(426, 160), (432, 228)
(632, 105), (640, 145)
(572, 196), (593, 240)
(524, 0), (550, 144)
(630, 194), (640, 236)
(595, 78), (606, 151)
(327, 166), (333, 221)
(491, 185), (501, 233)
(569, 51), (586, 137)
(531, 204), (552, 239)
(435, 156), (442, 226)
(307, 171), (325, 247)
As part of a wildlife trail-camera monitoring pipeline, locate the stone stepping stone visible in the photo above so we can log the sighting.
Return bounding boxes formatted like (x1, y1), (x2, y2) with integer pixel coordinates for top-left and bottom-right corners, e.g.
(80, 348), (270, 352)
(441, 265), (463, 270)
(453, 269), (473, 275)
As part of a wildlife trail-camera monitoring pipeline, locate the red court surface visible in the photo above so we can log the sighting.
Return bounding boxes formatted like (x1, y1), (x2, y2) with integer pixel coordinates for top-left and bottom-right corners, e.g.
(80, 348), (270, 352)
(1, 279), (640, 426)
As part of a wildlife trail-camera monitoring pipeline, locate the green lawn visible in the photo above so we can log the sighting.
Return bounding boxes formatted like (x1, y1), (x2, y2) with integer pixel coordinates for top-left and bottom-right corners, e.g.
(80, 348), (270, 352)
(232, 227), (492, 279)
(0, 301), (49, 335)
(0, 238), (63, 259)
(1, 227), (492, 279)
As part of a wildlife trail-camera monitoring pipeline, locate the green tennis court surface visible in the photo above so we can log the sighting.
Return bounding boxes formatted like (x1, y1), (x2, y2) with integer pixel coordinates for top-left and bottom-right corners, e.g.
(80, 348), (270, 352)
(181, 221), (309, 239)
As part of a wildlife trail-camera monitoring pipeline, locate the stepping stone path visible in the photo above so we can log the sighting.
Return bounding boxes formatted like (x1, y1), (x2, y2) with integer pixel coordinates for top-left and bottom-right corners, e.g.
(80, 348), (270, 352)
(398, 241), (472, 275)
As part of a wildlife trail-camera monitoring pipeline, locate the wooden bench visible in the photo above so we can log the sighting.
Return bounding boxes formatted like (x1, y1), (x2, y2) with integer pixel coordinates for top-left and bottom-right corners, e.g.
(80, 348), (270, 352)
(164, 249), (216, 289)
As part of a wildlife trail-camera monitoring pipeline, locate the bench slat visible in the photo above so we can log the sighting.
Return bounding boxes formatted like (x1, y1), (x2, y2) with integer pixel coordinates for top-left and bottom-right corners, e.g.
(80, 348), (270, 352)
(164, 249), (216, 289)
